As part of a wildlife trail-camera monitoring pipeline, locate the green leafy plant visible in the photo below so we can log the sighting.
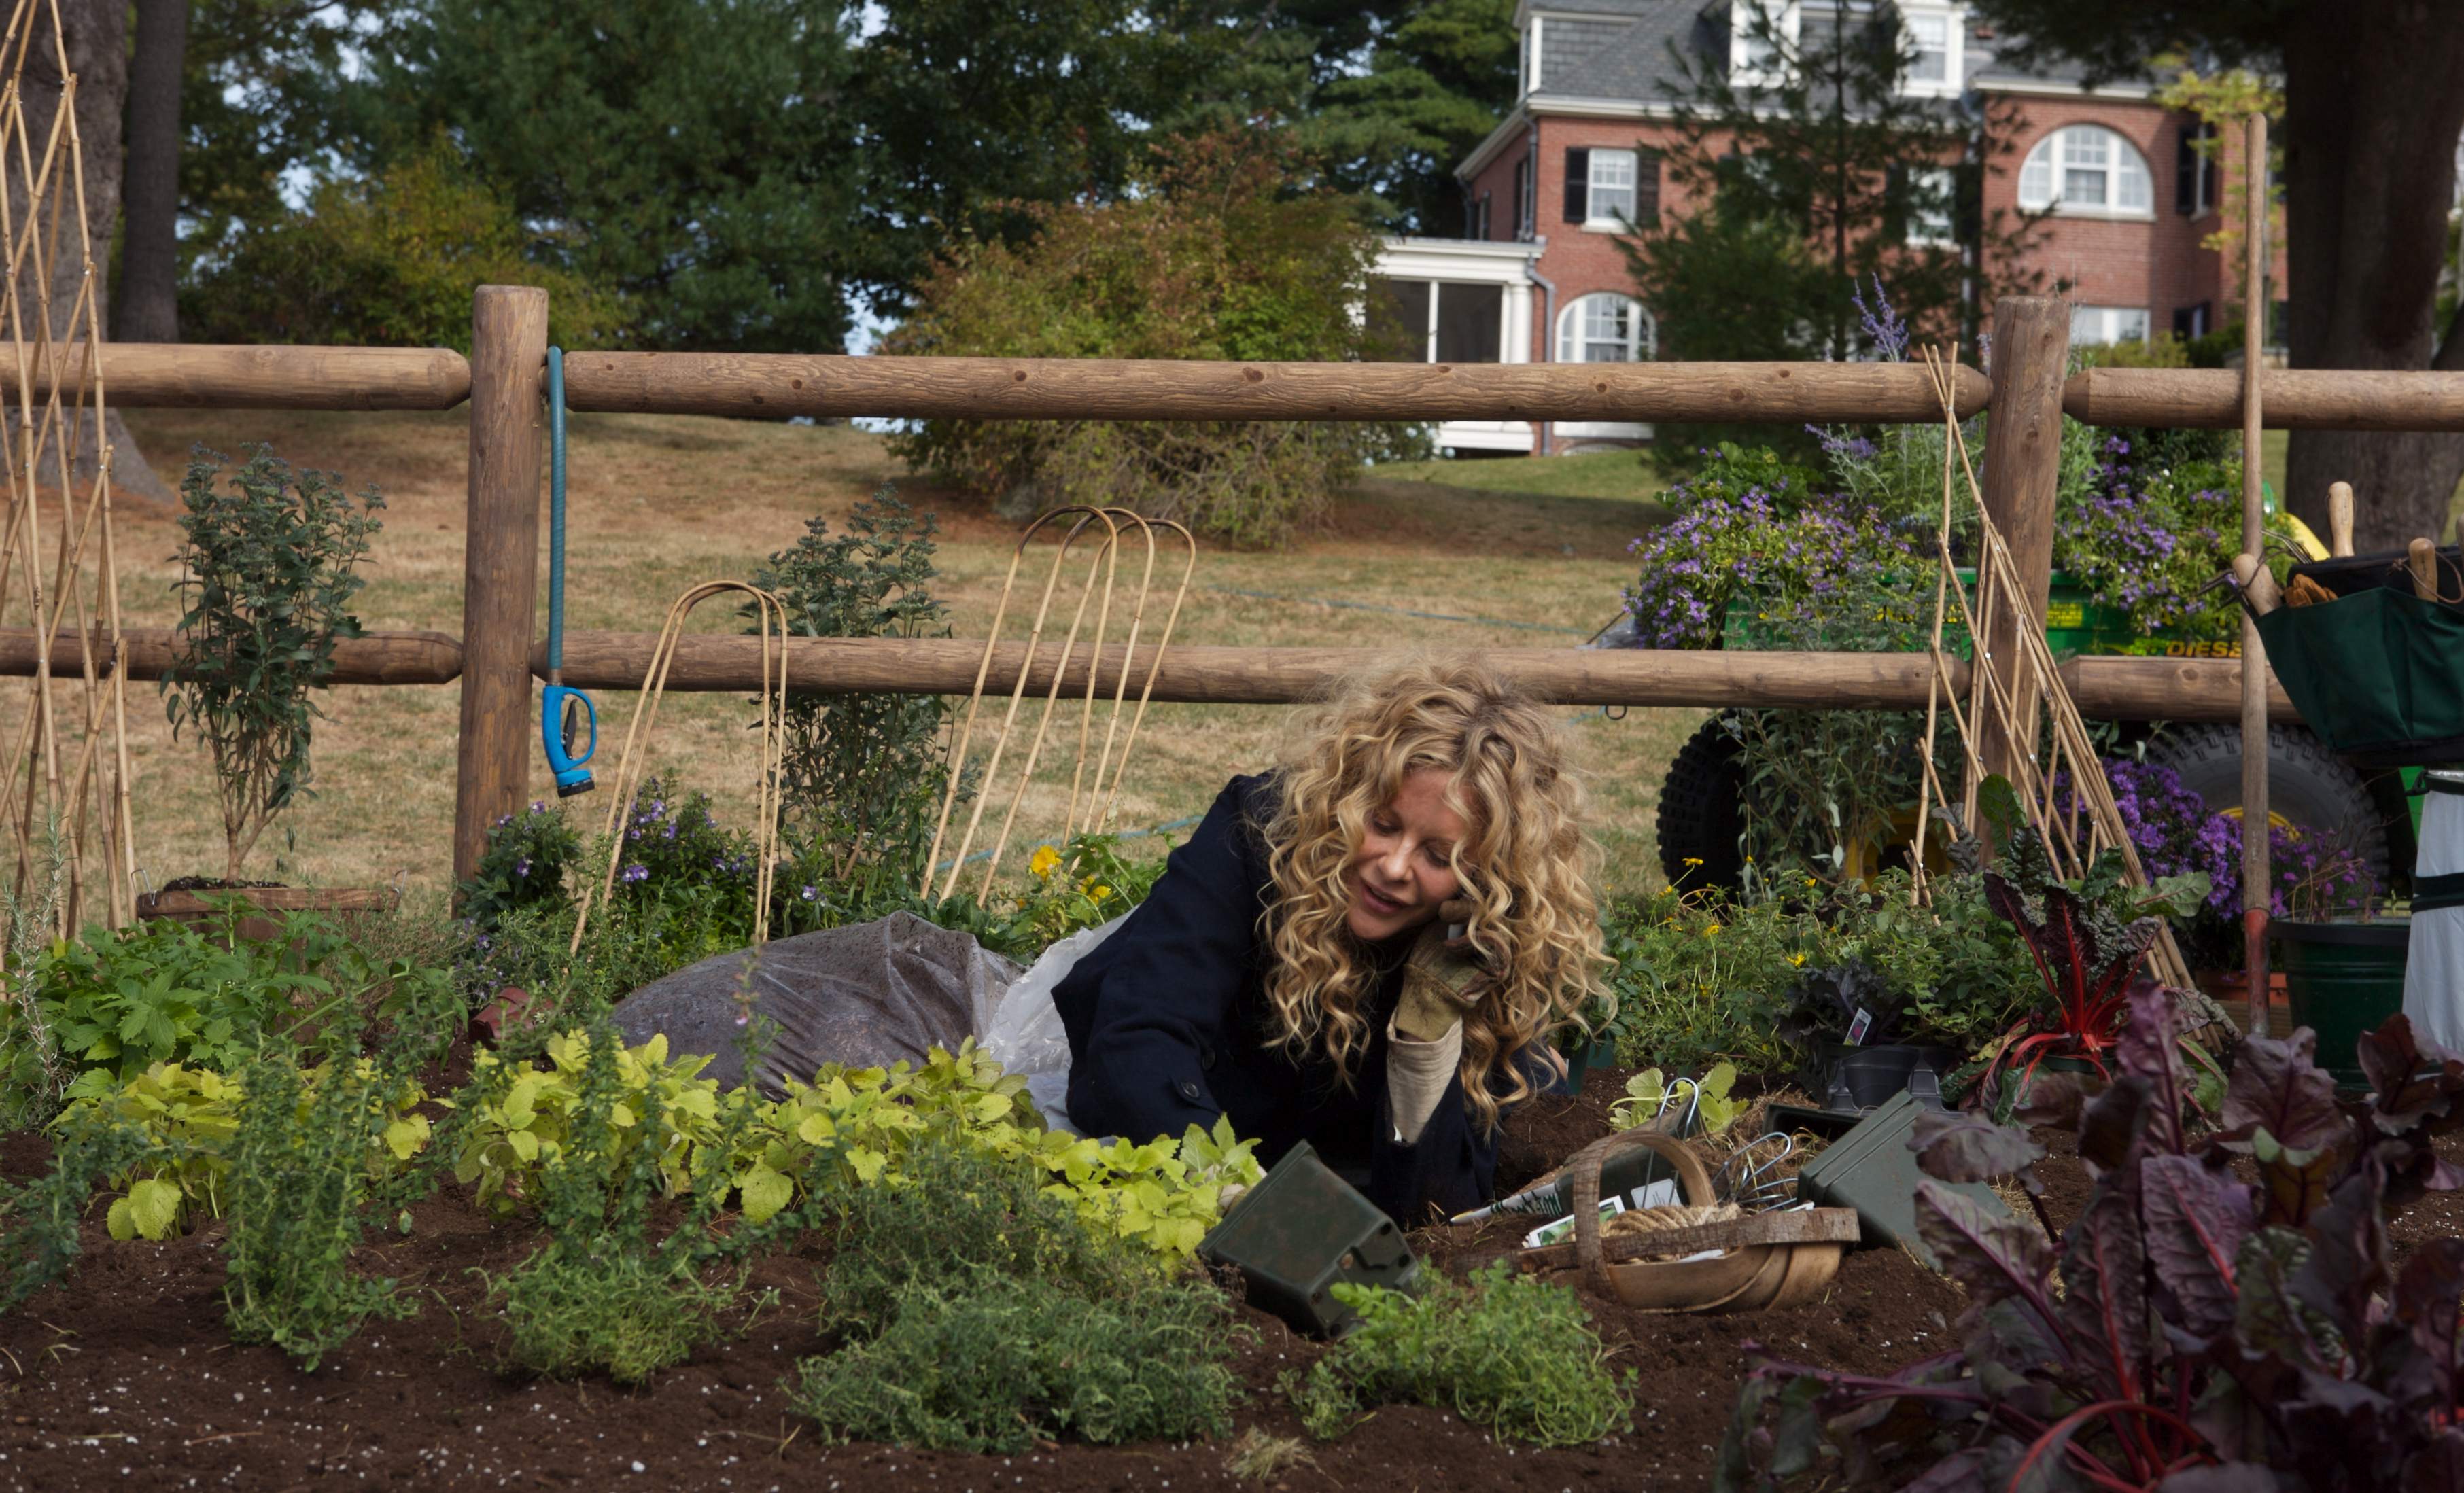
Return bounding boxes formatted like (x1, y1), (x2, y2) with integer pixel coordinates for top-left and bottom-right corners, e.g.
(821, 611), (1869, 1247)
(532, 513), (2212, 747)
(162, 445), (383, 881)
(1291, 1261), (1633, 1447)
(486, 1023), (780, 1384)
(757, 487), (957, 897)
(1610, 1061), (1743, 1136)
(26, 902), (450, 1101)
(456, 800), (583, 934)
(1721, 992), (2464, 1490)
(789, 1141), (1244, 1452)
(222, 1032), (415, 1370)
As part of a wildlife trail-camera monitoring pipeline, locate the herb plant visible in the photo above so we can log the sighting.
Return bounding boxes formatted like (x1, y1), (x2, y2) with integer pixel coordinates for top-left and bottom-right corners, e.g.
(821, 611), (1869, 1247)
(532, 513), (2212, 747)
(756, 487), (956, 896)
(1722, 990), (2464, 1490)
(222, 1032), (415, 1370)
(790, 1141), (1243, 1452)
(161, 445), (383, 881)
(1292, 1261), (1633, 1447)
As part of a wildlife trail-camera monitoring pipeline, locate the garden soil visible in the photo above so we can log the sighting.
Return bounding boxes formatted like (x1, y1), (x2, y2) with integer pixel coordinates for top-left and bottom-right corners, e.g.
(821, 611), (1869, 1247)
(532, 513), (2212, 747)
(7, 1069), (2454, 1493)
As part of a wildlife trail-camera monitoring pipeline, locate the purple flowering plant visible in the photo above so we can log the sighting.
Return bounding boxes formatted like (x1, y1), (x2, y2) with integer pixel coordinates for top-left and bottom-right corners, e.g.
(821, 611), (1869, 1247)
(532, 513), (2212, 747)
(2051, 439), (2307, 642)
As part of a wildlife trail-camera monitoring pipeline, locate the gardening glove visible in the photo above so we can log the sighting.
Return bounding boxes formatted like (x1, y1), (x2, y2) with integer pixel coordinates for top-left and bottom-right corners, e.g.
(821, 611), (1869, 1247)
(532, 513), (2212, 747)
(1393, 898), (1485, 1042)
(1389, 899), (1481, 1145)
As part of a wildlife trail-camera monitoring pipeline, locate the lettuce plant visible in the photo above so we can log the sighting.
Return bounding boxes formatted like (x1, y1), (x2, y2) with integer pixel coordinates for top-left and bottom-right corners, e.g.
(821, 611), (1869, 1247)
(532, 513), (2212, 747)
(1720, 987), (2464, 1490)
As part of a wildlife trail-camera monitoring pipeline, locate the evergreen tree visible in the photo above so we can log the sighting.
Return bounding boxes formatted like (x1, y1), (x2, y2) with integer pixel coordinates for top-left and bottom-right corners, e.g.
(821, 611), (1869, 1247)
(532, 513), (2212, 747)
(1624, 1), (2041, 366)
(361, 0), (861, 353)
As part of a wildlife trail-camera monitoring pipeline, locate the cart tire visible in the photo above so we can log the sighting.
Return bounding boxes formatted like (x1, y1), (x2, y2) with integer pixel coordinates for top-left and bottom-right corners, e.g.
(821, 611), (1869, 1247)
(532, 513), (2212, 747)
(1657, 719), (1747, 892)
(2144, 723), (2391, 885)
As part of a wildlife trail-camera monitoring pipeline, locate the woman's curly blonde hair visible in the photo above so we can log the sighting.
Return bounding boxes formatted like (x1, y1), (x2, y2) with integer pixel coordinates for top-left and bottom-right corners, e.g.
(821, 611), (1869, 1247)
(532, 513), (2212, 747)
(1255, 656), (1606, 1134)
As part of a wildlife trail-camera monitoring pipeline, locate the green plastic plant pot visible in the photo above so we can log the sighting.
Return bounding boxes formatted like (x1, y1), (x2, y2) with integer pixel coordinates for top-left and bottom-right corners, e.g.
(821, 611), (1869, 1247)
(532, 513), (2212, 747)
(2273, 919), (2410, 1087)
(1196, 1140), (1418, 1339)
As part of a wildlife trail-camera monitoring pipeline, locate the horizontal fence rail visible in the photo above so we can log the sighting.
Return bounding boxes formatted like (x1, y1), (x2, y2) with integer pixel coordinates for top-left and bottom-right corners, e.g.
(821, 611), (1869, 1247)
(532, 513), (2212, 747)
(0, 627), (464, 684)
(555, 353), (1993, 423)
(1, 344), (472, 410)
(2062, 367), (2464, 432)
(0, 627), (2295, 721)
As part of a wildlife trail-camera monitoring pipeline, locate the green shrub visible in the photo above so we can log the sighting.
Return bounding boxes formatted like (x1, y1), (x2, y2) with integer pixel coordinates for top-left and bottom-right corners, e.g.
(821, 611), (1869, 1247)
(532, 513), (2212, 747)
(1292, 1262), (1633, 1447)
(7, 902), (457, 1110)
(757, 487), (956, 894)
(789, 1267), (1241, 1453)
(222, 1034), (414, 1369)
(810, 1140), (1137, 1332)
(182, 139), (628, 352)
(484, 1023), (777, 1384)
(494, 1239), (742, 1385)
(162, 445), (383, 881)
(886, 129), (1423, 547)
(793, 1142), (1242, 1452)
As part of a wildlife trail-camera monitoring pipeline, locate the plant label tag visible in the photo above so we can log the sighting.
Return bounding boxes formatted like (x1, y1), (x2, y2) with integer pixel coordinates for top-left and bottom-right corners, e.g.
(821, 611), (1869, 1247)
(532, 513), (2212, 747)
(1521, 1196), (1627, 1250)
(1845, 1008), (1873, 1047)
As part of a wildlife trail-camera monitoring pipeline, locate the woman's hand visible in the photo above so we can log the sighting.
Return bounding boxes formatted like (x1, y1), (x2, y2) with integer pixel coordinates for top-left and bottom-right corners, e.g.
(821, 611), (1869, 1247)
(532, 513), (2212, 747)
(1395, 897), (1485, 1042)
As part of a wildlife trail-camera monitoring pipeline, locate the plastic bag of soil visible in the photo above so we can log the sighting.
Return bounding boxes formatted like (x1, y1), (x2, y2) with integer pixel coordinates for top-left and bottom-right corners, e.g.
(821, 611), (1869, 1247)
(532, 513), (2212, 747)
(610, 911), (1024, 1095)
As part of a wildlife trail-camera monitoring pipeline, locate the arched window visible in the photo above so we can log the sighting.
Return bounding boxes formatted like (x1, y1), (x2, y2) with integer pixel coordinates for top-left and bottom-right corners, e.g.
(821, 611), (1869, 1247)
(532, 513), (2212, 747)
(1556, 293), (1654, 363)
(2018, 124), (2153, 215)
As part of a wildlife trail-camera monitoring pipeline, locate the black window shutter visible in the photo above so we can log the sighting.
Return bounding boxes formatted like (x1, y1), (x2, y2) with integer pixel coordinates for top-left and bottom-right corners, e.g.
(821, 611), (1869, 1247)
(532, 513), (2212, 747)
(1884, 163), (1907, 239)
(2175, 124), (2198, 215)
(1635, 148), (1661, 227)
(1564, 147), (1590, 222)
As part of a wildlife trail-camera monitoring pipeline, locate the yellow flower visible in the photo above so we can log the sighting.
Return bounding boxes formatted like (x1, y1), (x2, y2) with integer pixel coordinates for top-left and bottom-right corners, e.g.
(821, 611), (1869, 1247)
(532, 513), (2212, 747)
(1028, 845), (1061, 880)
(1682, 856), (1704, 867)
(1703, 922), (1723, 937)
(1804, 876), (1818, 887)
(1089, 884), (1112, 901)
(1789, 953), (1807, 966)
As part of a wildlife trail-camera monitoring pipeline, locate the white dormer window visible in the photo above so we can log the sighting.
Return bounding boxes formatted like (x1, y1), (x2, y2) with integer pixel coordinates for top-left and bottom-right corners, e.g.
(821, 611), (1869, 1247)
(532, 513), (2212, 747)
(1899, 5), (1962, 96)
(2019, 124), (2155, 218)
(1730, 1), (1797, 85)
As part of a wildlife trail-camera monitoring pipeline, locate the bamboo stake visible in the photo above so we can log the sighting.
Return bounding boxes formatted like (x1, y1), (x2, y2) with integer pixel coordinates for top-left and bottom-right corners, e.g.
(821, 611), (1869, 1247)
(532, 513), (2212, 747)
(2240, 111), (2271, 1036)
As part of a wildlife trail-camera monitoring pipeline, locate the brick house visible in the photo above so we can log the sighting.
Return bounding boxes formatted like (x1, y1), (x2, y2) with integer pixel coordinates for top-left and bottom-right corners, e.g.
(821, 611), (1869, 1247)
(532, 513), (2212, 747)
(1374, 1), (2276, 454)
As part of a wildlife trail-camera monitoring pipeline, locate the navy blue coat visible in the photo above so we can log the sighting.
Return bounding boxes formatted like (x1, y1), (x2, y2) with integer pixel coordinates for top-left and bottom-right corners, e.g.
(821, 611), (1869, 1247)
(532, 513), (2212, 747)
(1053, 773), (1504, 1225)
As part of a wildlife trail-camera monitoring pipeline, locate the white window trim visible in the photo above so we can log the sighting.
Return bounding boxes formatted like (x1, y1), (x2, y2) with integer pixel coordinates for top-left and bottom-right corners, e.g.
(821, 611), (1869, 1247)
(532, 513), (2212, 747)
(2070, 304), (2151, 347)
(1729, 0), (1798, 87)
(1555, 292), (1655, 364)
(1525, 16), (1542, 95)
(1905, 164), (1958, 247)
(1896, 3), (1964, 99)
(2019, 124), (2157, 220)
(1580, 147), (1639, 234)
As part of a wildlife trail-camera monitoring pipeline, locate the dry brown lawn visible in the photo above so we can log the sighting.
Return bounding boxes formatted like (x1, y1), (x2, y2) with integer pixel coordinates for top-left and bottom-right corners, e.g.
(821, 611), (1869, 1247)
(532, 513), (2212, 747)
(103, 411), (1697, 905)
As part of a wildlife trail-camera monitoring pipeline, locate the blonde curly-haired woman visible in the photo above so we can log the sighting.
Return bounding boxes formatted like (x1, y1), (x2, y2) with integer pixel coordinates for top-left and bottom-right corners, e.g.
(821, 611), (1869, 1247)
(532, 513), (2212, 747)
(1054, 657), (1605, 1225)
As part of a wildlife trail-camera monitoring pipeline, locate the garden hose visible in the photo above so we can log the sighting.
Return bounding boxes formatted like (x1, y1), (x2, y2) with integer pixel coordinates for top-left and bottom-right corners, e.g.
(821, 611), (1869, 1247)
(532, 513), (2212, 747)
(540, 347), (597, 796)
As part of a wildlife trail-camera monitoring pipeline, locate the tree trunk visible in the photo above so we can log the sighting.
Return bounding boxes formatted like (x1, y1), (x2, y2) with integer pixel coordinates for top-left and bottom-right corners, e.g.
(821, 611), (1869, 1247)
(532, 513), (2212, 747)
(114, 0), (186, 345)
(2280, 0), (2464, 552)
(12, 0), (167, 504)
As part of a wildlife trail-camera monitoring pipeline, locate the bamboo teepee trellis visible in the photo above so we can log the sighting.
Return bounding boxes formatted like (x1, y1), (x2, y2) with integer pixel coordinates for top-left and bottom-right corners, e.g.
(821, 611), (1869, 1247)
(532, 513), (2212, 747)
(1908, 349), (2195, 990)
(924, 508), (1196, 900)
(0, 0), (138, 936)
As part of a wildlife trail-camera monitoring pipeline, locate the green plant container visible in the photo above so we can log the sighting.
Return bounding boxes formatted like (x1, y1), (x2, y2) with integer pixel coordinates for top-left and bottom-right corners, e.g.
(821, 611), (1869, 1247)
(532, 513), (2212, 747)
(1197, 1140), (1419, 1338)
(2272, 919), (2410, 1086)
(1792, 1090), (2011, 1270)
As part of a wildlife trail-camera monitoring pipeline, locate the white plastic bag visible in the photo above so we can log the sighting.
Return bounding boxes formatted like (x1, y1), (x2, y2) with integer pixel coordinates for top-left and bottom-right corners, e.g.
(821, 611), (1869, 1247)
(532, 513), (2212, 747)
(980, 913), (1130, 1131)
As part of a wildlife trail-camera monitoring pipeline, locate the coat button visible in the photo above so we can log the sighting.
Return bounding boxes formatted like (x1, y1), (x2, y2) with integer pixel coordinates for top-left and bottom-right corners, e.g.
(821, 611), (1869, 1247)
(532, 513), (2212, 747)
(1200, 1045), (1217, 1070)
(1177, 1079), (1204, 1104)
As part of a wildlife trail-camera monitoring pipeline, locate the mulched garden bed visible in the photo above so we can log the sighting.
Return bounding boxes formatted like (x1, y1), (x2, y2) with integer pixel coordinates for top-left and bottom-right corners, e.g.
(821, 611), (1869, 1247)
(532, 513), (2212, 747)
(5, 1066), (2454, 1493)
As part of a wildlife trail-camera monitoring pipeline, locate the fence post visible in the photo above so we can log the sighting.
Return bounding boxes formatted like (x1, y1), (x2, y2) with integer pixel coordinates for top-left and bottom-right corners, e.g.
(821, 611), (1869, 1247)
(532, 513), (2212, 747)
(453, 286), (549, 888)
(1978, 295), (2071, 781)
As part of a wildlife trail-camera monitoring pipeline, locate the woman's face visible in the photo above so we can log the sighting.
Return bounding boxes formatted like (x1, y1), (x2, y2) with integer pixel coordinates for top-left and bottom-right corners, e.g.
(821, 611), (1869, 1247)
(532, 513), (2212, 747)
(1344, 767), (1470, 942)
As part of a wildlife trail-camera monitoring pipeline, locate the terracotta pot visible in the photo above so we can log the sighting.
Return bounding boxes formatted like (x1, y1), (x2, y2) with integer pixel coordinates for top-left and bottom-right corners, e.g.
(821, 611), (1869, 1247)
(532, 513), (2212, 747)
(136, 885), (398, 945)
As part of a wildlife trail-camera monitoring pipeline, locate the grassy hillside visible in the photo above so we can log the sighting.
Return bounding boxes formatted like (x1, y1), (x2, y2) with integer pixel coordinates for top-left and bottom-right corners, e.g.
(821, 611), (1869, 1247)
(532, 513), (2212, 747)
(110, 416), (1697, 904)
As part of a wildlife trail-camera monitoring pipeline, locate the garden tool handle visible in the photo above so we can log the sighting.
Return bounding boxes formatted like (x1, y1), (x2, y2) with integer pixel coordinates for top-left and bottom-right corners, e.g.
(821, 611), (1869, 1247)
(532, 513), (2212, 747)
(2409, 538), (2441, 601)
(2327, 482), (2354, 558)
(1567, 1128), (1716, 1298)
(2232, 553), (2280, 616)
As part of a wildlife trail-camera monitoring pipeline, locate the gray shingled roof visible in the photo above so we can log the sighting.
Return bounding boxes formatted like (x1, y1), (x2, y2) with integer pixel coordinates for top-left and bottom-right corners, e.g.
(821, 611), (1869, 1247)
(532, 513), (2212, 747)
(1525, 1), (2123, 107)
